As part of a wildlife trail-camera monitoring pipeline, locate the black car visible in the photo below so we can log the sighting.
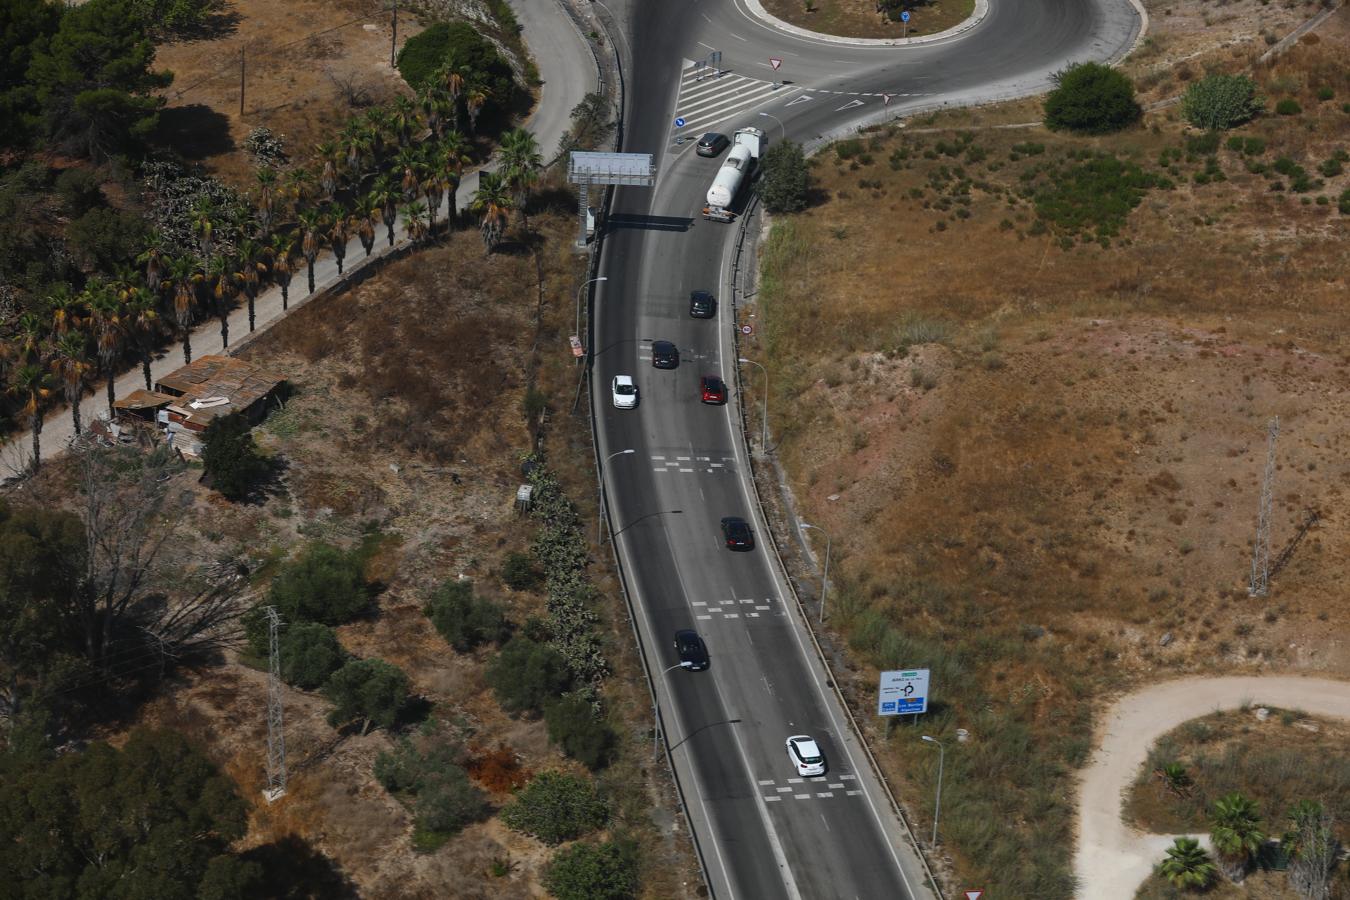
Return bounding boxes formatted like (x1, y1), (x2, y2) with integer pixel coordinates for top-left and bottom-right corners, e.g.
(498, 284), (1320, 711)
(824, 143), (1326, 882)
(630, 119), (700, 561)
(651, 340), (679, 369)
(720, 516), (754, 551)
(696, 132), (730, 157)
(689, 290), (717, 319)
(674, 629), (709, 670)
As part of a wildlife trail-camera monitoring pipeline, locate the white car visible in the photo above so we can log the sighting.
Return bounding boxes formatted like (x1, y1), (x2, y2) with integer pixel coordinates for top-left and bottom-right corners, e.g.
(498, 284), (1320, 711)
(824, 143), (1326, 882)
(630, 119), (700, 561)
(611, 374), (638, 409)
(785, 735), (826, 777)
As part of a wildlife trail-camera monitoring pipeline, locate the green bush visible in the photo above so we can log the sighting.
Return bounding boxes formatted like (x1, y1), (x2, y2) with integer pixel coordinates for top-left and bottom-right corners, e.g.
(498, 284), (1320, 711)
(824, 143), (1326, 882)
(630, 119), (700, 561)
(543, 840), (638, 900)
(501, 551), (541, 591)
(54, 167), (104, 215)
(278, 622), (345, 690)
(374, 730), (486, 842)
(833, 138), (864, 160)
(1034, 156), (1161, 237)
(1314, 86), (1333, 101)
(544, 694), (616, 770)
(1179, 74), (1263, 130)
(760, 139), (811, 214)
(202, 411), (268, 502)
(396, 22), (518, 120)
(501, 772), (610, 845)
(269, 542), (369, 626)
(1275, 98), (1302, 116)
(323, 658), (409, 733)
(486, 636), (570, 714)
(1043, 62), (1141, 134)
(1185, 131), (1221, 155)
(424, 579), (510, 651)
(1338, 188), (1350, 215)
(414, 768), (488, 836)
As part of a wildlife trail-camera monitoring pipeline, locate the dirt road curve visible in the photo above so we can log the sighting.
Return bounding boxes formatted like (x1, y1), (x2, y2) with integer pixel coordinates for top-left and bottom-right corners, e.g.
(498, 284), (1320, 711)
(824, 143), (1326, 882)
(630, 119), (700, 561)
(1075, 675), (1350, 899)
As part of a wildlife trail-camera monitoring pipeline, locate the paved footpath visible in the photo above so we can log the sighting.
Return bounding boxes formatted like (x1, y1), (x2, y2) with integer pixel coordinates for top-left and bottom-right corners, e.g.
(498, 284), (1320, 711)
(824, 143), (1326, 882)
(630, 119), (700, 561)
(1075, 675), (1350, 899)
(8, 0), (596, 473)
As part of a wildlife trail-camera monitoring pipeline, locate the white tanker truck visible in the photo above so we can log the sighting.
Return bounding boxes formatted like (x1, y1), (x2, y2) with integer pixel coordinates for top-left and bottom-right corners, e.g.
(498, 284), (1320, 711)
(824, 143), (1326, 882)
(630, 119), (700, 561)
(702, 127), (765, 223)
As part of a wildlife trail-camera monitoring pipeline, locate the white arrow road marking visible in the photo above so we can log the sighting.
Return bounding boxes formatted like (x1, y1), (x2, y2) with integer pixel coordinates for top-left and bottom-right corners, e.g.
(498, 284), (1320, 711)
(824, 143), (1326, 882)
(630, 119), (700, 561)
(835, 99), (865, 111)
(785, 95), (813, 107)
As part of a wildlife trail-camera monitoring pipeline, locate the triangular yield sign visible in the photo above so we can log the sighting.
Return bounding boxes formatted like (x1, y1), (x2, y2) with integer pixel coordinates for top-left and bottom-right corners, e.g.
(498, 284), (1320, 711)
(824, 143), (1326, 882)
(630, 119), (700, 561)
(769, 57), (783, 70)
(965, 891), (984, 900)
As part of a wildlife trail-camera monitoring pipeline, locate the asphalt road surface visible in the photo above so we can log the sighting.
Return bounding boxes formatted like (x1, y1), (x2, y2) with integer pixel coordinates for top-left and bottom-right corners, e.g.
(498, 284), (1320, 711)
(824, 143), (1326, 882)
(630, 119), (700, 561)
(590, 0), (1142, 897)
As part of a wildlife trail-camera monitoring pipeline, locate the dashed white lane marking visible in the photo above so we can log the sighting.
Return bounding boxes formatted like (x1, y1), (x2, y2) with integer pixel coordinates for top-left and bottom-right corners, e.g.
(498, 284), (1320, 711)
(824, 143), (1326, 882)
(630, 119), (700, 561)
(828, 783), (845, 790)
(794, 794), (811, 800)
(696, 614), (712, 620)
(765, 795), (781, 802)
(817, 792), (834, 798)
(788, 778), (804, 784)
(758, 779), (775, 785)
(776, 786), (793, 793)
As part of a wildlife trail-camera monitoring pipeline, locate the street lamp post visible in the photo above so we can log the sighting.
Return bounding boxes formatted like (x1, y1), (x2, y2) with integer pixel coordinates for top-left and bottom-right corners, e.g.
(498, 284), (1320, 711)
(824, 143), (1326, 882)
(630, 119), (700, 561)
(576, 276), (608, 347)
(598, 447), (635, 544)
(654, 661), (686, 756)
(758, 112), (786, 143)
(800, 522), (832, 623)
(738, 357), (768, 448)
(921, 735), (946, 847)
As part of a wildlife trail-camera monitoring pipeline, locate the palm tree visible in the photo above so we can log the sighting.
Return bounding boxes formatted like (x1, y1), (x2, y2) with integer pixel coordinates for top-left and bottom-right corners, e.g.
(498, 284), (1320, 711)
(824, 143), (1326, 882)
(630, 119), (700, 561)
(123, 285), (158, 392)
(13, 312), (47, 364)
(499, 127), (543, 230)
(420, 86), (450, 139)
(390, 94), (420, 147)
(266, 233), (298, 310)
(8, 363), (54, 471)
(206, 254), (238, 349)
(1157, 837), (1217, 891)
(372, 175), (398, 248)
(48, 284), (89, 337)
(421, 166), (447, 234)
(394, 145), (424, 201)
(466, 85), (490, 135)
(326, 207), (351, 276)
(255, 167), (279, 235)
(1154, 762), (1193, 798)
(283, 166), (315, 210)
(441, 65), (467, 130)
(315, 140), (340, 199)
(1211, 792), (1265, 883)
(362, 107), (393, 163)
(137, 240), (165, 296)
(401, 202), (429, 243)
(1284, 800), (1337, 900)
(163, 255), (200, 363)
(191, 196), (216, 259)
(87, 282), (124, 415)
(339, 119), (372, 183)
(297, 208), (326, 295)
(470, 170), (512, 255)
(237, 238), (265, 331)
(436, 132), (471, 222)
(352, 194), (379, 257)
(50, 332), (92, 436)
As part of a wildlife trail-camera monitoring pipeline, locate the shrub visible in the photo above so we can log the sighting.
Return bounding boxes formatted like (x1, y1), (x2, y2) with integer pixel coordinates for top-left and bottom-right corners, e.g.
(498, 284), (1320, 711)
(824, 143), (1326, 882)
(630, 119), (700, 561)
(543, 841), (639, 900)
(1185, 131), (1221, 155)
(1338, 188), (1350, 215)
(760, 140), (811, 214)
(501, 551), (541, 590)
(544, 694), (616, 770)
(1275, 98), (1302, 116)
(278, 622), (344, 689)
(54, 167), (104, 215)
(501, 772), (610, 845)
(396, 22), (518, 121)
(1180, 74), (1263, 130)
(486, 637), (570, 714)
(323, 658), (409, 733)
(414, 767), (488, 836)
(1033, 156), (1160, 238)
(424, 579), (510, 651)
(269, 542), (369, 626)
(202, 411), (268, 502)
(65, 205), (150, 273)
(1043, 62), (1141, 134)
(1314, 86), (1333, 101)
(374, 730), (487, 841)
(834, 138), (863, 160)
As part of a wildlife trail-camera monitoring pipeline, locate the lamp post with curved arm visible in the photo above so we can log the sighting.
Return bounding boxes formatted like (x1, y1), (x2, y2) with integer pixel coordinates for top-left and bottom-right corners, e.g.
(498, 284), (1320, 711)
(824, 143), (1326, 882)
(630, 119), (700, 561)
(738, 357), (768, 448)
(800, 521), (831, 623)
(576, 276), (608, 346)
(597, 447), (635, 544)
(921, 735), (946, 847)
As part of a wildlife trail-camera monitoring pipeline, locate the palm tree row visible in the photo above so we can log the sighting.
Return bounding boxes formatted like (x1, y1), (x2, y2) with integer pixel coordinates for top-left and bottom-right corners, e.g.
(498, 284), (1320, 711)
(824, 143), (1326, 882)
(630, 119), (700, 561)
(3, 63), (548, 472)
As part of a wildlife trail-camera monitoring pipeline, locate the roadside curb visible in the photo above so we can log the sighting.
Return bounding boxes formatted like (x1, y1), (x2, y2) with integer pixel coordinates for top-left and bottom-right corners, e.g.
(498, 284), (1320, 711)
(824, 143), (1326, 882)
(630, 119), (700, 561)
(738, 0), (990, 47)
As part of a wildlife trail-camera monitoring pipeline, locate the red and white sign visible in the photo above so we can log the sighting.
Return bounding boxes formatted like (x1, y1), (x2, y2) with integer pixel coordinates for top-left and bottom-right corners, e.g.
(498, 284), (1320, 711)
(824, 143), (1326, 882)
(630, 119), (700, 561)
(569, 335), (584, 358)
(769, 57), (783, 70)
(883, 93), (893, 106)
(965, 891), (984, 900)
(741, 324), (753, 335)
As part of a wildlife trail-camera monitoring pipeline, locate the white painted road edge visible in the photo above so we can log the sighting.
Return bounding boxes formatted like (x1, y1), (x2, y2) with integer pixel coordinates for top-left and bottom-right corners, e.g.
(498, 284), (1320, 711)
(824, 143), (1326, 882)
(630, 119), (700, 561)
(738, 0), (990, 47)
(1075, 675), (1350, 900)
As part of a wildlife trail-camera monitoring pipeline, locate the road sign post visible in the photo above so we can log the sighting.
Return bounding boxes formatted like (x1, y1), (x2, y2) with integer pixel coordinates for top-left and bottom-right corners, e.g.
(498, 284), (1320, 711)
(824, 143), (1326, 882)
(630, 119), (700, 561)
(877, 669), (930, 718)
(769, 57), (783, 70)
(901, 9), (910, 38)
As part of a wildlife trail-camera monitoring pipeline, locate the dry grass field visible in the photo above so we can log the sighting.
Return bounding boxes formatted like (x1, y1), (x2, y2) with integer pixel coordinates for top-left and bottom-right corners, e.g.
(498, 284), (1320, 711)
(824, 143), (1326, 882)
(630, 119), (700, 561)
(760, 0), (975, 39)
(746, 24), (1349, 897)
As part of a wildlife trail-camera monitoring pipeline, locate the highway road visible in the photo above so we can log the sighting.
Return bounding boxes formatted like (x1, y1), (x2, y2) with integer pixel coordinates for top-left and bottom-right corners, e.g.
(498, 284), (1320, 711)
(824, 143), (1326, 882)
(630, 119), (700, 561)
(589, 0), (1143, 897)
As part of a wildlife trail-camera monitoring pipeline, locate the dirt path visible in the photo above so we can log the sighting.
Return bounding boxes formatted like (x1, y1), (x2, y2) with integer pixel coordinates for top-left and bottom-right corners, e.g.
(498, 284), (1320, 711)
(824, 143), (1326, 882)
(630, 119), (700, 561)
(1075, 675), (1350, 899)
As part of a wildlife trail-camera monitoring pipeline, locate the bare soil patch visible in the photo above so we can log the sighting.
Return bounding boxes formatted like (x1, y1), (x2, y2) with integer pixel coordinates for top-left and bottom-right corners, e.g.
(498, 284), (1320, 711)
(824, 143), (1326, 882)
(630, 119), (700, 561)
(759, 0), (975, 40)
(745, 29), (1349, 898)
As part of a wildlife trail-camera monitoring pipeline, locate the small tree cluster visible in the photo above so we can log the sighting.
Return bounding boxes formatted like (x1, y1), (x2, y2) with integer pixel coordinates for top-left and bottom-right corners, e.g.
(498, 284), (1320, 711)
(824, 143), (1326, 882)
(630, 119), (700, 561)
(202, 411), (269, 501)
(545, 693), (616, 770)
(278, 622), (345, 690)
(543, 840), (639, 900)
(375, 729), (487, 840)
(486, 636), (571, 714)
(1043, 62), (1141, 134)
(424, 578), (510, 651)
(1180, 74), (1264, 130)
(323, 657), (409, 734)
(270, 541), (370, 626)
(500, 772), (610, 845)
(501, 551), (541, 590)
(759, 140), (811, 214)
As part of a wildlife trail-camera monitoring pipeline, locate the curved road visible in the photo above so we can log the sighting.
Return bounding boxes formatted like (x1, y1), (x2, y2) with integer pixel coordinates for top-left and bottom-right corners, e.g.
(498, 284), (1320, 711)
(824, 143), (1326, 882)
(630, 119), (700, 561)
(1076, 676), (1350, 900)
(591, 0), (1142, 896)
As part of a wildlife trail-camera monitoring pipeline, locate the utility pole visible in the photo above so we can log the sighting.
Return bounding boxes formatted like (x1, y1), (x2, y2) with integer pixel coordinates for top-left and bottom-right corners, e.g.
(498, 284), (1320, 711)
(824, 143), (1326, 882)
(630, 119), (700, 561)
(239, 47), (246, 117)
(1249, 416), (1279, 597)
(391, 0), (398, 68)
(263, 606), (287, 802)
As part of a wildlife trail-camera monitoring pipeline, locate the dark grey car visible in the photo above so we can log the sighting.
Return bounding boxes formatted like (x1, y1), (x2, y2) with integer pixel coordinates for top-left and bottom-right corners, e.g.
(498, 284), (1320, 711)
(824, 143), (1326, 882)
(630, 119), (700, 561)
(651, 340), (679, 369)
(696, 133), (730, 157)
(689, 290), (716, 319)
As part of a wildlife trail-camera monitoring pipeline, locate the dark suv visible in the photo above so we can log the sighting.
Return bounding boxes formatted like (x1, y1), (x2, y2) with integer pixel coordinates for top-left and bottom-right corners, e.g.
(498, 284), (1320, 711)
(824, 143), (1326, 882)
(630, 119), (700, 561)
(696, 133), (730, 157)
(689, 290), (716, 319)
(674, 630), (709, 670)
(651, 340), (679, 369)
(720, 516), (754, 551)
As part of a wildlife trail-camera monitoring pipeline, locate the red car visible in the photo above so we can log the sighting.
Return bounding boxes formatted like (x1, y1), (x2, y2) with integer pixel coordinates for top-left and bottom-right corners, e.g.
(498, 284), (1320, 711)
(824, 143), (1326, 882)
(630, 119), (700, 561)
(701, 375), (727, 405)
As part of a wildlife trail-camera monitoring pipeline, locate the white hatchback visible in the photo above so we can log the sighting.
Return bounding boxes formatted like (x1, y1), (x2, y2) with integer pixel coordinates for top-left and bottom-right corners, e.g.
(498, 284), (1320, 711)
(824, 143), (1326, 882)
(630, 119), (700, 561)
(785, 734), (826, 777)
(611, 374), (638, 409)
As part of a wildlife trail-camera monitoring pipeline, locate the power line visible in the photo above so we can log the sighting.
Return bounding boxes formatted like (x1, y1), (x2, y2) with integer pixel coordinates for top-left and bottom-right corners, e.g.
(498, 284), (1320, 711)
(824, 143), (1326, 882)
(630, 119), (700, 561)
(1249, 416), (1279, 598)
(263, 606), (287, 802)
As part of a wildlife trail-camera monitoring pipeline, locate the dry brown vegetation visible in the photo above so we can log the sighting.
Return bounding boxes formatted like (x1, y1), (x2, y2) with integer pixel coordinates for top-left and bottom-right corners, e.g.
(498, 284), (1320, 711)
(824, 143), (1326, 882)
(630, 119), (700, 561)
(745, 22), (1349, 898)
(759, 0), (975, 40)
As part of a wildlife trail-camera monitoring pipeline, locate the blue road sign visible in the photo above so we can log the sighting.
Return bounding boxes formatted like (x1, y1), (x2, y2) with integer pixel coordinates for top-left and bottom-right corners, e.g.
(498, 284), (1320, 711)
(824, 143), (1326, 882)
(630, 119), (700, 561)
(675, 116), (686, 128)
(900, 10), (910, 21)
(878, 669), (930, 716)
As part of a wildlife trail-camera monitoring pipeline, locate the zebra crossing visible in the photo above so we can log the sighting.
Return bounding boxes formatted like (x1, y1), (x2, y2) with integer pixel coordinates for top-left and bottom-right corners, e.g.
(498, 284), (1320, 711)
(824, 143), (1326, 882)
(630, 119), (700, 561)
(758, 773), (863, 802)
(692, 596), (781, 621)
(651, 453), (736, 475)
(672, 61), (798, 137)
